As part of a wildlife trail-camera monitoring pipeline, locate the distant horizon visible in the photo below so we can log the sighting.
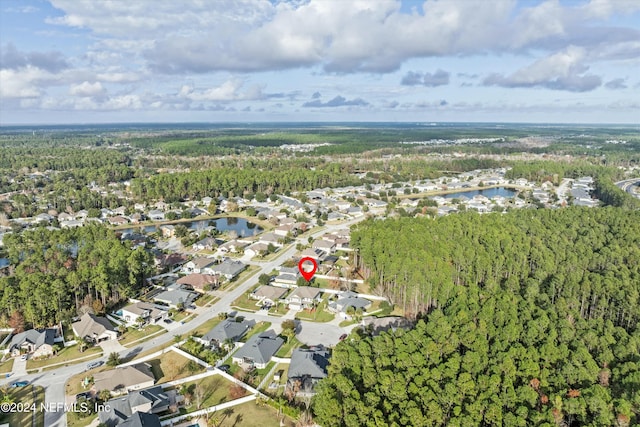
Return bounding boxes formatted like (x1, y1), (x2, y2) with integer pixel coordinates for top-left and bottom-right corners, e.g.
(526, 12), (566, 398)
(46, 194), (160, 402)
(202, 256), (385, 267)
(1, 120), (639, 129)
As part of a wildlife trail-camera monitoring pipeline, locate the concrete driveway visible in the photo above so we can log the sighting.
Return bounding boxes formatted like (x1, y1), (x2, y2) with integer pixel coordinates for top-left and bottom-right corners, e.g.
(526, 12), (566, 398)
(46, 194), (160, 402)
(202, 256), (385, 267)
(99, 339), (126, 354)
(12, 355), (27, 375)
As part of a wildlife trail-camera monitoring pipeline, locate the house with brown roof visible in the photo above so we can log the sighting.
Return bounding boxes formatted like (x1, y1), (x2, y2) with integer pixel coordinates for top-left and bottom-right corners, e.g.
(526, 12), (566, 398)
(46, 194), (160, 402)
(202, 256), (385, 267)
(176, 273), (220, 292)
(286, 286), (322, 311)
(72, 313), (118, 343)
(93, 363), (156, 396)
(250, 286), (288, 305)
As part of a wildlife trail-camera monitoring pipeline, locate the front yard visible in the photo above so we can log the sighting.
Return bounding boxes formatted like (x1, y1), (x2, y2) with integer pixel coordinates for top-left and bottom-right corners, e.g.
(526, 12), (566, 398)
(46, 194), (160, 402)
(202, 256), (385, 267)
(118, 324), (164, 346)
(231, 291), (261, 312)
(294, 307), (335, 323)
(0, 357), (14, 374)
(0, 385), (46, 427)
(165, 374), (234, 415)
(26, 344), (102, 370)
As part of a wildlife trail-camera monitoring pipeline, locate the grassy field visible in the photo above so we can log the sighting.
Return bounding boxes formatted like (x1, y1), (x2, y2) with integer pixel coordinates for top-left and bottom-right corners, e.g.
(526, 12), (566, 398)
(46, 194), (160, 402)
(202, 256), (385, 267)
(0, 358), (14, 374)
(0, 385), (46, 427)
(171, 311), (194, 323)
(186, 400), (295, 427)
(149, 350), (205, 383)
(66, 410), (97, 427)
(26, 345), (102, 370)
(119, 324), (164, 346)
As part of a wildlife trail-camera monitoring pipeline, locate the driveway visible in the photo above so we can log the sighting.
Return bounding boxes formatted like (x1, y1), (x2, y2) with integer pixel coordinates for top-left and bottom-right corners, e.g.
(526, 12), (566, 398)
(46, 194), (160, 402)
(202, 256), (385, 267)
(12, 355), (27, 375)
(99, 339), (126, 354)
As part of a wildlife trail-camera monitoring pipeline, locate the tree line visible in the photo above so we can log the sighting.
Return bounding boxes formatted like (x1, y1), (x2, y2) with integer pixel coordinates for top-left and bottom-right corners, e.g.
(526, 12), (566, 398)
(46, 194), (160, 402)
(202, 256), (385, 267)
(0, 225), (153, 328)
(315, 207), (640, 425)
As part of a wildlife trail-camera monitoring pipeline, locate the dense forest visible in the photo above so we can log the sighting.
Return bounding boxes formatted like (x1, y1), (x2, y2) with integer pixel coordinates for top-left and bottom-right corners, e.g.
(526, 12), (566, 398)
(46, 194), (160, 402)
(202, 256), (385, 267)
(0, 225), (153, 328)
(315, 208), (640, 425)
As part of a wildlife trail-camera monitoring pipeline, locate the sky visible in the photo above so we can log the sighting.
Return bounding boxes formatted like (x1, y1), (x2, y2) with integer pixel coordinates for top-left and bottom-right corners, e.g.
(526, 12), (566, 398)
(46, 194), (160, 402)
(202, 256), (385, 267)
(0, 0), (639, 125)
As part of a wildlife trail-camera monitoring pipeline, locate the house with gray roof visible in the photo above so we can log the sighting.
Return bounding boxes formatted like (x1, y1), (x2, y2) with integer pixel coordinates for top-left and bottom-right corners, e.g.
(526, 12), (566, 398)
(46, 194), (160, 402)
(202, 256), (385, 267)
(328, 291), (372, 318)
(152, 288), (199, 309)
(182, 257), (216, 274)
(209, 259), (247, 280)
(72, 313), (118, 343)
(9, 328), (56, 357)
(195, 318), (255, 348)
(287, 346), (330, 396)
(117, 412), (162, 427)
(98, 385), (177, 427)
(232, 330), (283, 369)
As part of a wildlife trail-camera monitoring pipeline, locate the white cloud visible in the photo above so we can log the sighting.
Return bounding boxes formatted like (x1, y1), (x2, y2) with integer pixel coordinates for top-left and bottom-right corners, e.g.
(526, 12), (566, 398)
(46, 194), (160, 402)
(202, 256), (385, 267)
(0, 67), (47, 98)
(178, 79), (264, 102)
(483, 46), (603, 92)
(69, 81), (104, 97)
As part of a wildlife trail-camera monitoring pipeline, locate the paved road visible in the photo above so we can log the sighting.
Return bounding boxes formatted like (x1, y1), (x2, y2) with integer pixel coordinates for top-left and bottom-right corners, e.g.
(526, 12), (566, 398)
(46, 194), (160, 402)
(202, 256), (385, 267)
(616, 178), (640, 198)
(0, 217), (364, 427)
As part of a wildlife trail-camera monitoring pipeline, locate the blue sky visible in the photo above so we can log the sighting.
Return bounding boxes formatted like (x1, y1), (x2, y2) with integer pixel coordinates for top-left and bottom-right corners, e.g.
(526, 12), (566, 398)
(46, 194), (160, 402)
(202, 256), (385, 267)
(1, 0), (639, 124)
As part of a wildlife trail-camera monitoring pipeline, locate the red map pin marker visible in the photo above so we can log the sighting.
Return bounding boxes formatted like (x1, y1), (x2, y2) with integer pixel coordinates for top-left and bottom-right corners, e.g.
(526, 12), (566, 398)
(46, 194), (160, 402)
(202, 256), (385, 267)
(298, 257), (318, 282)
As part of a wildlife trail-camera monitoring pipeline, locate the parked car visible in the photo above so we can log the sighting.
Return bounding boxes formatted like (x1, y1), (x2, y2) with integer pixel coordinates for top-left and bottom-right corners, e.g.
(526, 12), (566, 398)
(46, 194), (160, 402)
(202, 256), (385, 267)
(86, 360), (103, 370)
(75, 392), (92, 401)
(339, 333), (348, 341)
(217, 364), (230, 373)
(163, 318), (172, 324)
(10, 381), (29, 387)
(20, 354), (28, 361)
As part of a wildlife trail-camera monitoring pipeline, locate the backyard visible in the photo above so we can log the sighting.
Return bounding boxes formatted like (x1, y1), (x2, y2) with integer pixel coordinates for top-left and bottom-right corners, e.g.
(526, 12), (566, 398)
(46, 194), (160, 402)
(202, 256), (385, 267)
(119, 324), (164, 346)
(149, 349), (205, 383)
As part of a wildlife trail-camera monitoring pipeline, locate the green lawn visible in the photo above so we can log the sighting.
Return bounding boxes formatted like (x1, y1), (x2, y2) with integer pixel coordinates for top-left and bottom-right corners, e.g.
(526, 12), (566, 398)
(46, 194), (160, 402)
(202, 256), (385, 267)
(148, 350), (205, 384)
(172, 311), (194, 323)
(275, 336), (302, 358)
(0, 358), (14, 374)
(241, 322), (272, 342)
(294, 308), (335, 323)
(201, 400), (295, 427)
(26, 345), (102, 370)
(191, 317), (222, 338)
(0, 385), (45, 427)
(67, 410), (98, 427)
(170, 374), (235, 414)
(119, 324), (164, 346)
(195, 293), (217, 307)
(231, 292), (261, 312)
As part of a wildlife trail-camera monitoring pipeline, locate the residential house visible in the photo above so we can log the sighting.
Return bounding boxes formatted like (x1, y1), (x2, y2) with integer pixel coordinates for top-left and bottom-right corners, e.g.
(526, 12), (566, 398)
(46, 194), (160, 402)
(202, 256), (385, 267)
(250, 286), (288, 305)
(148, 210), (165, 221)
(93, 363), (156, 396)
(231, 330), (284, 369)
(72, 313), (118, 343)
(328, 291), (371, 318)
(259, 232), (284, 247)
(182, 257), (216, 274)
(112, 412), (161, 427)
(286, 286), (322, 311)
(312, 239), (336, 254)
(120, 301), (167, 326)
(176, 274), (219, 292)
(192, 237), (217, 251)
(159, 225), (175, 238)
(244, 242), (270, 258)
(218, 240), (248, 254)
(272, 272), (298, 288)
(195, 318), (255, 348)
(9, 328), (56, 357)
(298, 248), (326, 261)
(152, 288), (198, 309)
(209, 259), (247, 280)
(98, 385), (179, 427)
(108, 216), (129, 226)
(287, 346), (330, 396)
(154, 252), (187, 270)
(274, 224), (297, 237)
